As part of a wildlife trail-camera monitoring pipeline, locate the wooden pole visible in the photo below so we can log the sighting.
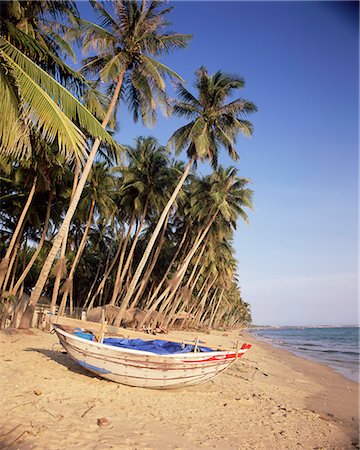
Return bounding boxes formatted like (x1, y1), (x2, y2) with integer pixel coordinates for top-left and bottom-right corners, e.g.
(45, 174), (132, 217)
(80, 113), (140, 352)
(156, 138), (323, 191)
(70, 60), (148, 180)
(193, 335), (200, 353)
(98, 309), (107, 344)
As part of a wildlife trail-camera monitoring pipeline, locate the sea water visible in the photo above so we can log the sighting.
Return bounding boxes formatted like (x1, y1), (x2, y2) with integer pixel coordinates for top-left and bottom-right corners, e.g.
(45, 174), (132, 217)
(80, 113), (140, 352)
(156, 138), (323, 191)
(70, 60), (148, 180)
(248, 326), (359, 383)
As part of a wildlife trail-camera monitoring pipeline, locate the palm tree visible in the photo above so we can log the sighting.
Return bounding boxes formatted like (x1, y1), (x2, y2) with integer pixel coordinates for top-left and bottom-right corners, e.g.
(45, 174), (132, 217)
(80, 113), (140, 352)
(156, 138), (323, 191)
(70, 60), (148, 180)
(58, 162), (117, 315)
(0, 1), (117, 291)
(19, 0), (190, 327)
(109, 136), (170, 305)
(134, 166), (254, 330)
(116, 66), (256, 323)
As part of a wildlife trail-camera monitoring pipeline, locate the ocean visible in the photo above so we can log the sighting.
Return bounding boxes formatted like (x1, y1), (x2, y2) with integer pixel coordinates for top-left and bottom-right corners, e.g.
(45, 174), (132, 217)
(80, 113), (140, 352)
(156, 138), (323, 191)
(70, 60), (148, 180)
(248, 326), (359, 383)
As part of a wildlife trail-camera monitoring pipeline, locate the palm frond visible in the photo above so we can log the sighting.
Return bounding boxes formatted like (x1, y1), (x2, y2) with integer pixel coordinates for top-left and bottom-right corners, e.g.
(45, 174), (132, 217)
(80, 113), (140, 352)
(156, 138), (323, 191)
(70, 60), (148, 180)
(167, 121), (194, 154)
(81, 54), (112, 78)
(128, 71), (156, 126)
(172, 101), (200, 119)
(39, 24), (77, 61)
(0, 38), (119, 149)
(99, 51), (127, 83)
(234, 119), (254, 137)
(152, 32), (192, 54)
(143, 55), (185, 83)
(215, 125), (239, 161)
(0, 61), (31, 160)
(1, 47), (88, 161)
(90, 1), (120, 33)
(79, 19), (118, 54)
(175, 83), (202, 108)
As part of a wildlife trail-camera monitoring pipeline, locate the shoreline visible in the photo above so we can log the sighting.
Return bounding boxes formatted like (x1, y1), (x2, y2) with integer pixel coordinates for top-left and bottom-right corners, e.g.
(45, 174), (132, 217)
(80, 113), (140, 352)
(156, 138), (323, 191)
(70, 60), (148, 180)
(246, 327), (359, 384)
(241, 332), (359, 442)
(0, 327), (358, 449)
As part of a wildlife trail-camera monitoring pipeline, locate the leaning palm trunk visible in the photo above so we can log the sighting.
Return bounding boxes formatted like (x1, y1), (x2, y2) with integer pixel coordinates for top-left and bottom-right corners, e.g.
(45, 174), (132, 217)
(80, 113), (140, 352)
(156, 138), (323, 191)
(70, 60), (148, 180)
(2, 223), (25, 293)
(199, 287), (219, 327)
(0, 227), (25, 329)
(114, 157), (195, 325)
(50, 160), (81, 313)
(192, 274), (217, 328)
(11, 191), (53, 297)
(109, 213), (135, 305)
(7, 246), (21, 295)
(86, 232), (124, 311)
(129, 209), (171, 310)
(145, 225), (189, 311)
(208, 288), (225, 329)
(0, 177), (37, 290)
(82, 259), (102, 312)
(167, 246), (206, 328)
(58, 197), (95, 316)
(161, 243), (206, 329)
(19, 71), (125, 328)
(111, 201), (148, 306)
(134, 214), (217, 331)
(179, 270), (211, 330)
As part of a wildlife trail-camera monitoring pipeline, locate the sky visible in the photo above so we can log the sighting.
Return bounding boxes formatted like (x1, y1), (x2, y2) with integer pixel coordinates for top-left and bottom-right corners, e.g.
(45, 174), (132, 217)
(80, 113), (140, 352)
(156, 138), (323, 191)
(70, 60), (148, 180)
(77, 1), (359, 326)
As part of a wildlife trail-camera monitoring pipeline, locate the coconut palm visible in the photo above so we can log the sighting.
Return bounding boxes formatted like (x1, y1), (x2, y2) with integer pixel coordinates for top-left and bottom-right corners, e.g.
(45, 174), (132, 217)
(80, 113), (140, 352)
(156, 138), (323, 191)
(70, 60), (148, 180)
(133, 166), (253, 330)
(109, 136), (171, 305)
(0, 0), (117, 291)
(19, 0), (190, 327)
(58, 162), (118, 315)
(116, 66), (256, 323)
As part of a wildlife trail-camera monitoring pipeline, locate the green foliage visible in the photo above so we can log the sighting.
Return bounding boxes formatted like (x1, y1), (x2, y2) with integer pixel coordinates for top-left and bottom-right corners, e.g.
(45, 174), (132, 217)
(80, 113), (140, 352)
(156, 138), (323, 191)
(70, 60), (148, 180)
(169, 66), (257, 168)
(0, 1), (255, 329)
(77, 0), (191, 126)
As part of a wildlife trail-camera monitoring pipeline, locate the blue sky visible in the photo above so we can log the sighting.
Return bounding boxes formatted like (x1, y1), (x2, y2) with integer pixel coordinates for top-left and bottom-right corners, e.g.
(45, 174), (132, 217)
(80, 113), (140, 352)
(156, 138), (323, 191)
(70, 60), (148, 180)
(77, 1), (359, 326)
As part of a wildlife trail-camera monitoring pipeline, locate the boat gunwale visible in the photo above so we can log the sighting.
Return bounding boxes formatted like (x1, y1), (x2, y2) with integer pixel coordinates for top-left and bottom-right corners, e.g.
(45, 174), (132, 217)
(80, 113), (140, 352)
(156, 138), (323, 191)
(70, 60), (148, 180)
(54, 325), (248, 359)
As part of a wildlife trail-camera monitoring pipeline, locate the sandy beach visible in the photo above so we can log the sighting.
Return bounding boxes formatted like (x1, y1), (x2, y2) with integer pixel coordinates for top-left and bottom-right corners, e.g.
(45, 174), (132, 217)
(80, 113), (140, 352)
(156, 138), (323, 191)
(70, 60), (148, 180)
(0, 327), (358, 450)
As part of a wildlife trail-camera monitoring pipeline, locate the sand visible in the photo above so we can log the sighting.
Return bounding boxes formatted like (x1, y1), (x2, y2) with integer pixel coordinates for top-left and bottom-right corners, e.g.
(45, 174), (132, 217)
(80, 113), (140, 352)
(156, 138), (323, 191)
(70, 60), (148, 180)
(0, 327), (358, 449)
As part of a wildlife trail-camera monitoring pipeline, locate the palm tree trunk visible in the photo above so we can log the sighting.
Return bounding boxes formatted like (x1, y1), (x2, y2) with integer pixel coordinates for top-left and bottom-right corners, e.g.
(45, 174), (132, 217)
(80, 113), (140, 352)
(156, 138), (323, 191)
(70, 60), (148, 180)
(180, 270), (210, 330)
(167, 245), (206, 328)
(145, 225), (189, 310)
(2, 223), (25, 293)
(191, 274), (217, 328)
(113, 200), (148, 306)
(8, 245), (20, 294)
(209, 288), (224, 329)
(11, 191), (53, 297)
(86, 231), (124, 311)
(114, 156), (195, 325)
(109, 213), (136, 305)
(199, 287), (218, 327)
(161, 243), (206, 328)
(129, 209), (171, 310)
(0, 176), (37, 290)
(59, 197), (95, 315)
(133, 214), (216, 330)
(50, 160), (80, 313)
(82, 258), (102, 312)
(19, 70), (126, 328)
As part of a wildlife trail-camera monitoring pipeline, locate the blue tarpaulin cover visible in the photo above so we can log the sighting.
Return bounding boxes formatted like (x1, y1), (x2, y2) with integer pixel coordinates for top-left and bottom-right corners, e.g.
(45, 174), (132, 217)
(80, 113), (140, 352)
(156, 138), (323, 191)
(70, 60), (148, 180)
(73, 329), (212, 354)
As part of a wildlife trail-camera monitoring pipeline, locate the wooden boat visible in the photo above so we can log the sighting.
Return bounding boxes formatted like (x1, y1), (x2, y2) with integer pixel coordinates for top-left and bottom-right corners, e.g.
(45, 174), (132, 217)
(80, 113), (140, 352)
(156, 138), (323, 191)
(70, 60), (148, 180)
(50, 315), (252, 389)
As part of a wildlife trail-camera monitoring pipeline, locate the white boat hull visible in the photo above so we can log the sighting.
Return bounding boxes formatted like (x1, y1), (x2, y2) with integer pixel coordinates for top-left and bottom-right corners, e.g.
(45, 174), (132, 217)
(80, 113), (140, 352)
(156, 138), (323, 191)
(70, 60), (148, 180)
(54, 326), (251, 389)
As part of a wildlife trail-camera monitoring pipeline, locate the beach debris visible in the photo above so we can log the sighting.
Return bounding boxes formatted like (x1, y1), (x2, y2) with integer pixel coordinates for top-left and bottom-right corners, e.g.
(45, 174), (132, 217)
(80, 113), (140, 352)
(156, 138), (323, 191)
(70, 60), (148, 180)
(3, 429), (29, 448)
(6, 400), (36, 414)
(81, 404), (95, 418)
(0, 424), (22, 438)
(97, 417), (110, 427)
(34, 389), (42, 396)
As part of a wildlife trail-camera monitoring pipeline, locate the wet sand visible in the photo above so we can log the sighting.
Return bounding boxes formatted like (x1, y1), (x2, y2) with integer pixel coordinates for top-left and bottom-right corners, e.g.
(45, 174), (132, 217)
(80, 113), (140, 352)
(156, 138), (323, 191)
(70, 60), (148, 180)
(0, 328), (358, 449)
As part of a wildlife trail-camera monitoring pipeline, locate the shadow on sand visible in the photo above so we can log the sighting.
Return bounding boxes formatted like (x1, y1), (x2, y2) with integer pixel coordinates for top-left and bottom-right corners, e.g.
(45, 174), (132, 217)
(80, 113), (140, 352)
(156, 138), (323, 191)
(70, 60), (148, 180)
(24, 347), (101, 380)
